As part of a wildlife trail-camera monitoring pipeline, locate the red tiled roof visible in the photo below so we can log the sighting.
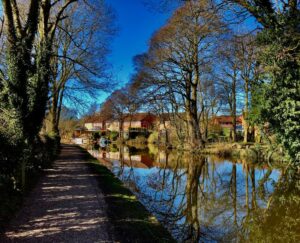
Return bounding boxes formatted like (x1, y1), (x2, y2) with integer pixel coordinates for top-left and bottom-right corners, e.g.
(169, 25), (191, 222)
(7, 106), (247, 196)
(155, 112), (187, 122)
(213, 115), (243, 124)
(123, 113), (156, 122)
(84, 115), (106, 123)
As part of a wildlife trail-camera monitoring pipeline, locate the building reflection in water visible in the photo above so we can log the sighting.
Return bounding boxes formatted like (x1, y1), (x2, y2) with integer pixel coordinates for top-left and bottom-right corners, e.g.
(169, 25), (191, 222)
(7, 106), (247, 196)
(88, 145), (300, 242)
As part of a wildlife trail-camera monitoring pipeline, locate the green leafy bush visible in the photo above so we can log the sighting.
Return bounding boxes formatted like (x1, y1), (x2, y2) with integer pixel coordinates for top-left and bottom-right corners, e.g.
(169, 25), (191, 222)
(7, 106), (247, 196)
(0, 133), (59, 230)
(148, 131), (159, 144)
(109, 131), (119, 141)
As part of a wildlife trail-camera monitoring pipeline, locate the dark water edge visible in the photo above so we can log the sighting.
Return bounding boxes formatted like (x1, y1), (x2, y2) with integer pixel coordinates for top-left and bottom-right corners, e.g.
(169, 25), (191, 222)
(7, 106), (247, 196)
(88, 145), (300, 242)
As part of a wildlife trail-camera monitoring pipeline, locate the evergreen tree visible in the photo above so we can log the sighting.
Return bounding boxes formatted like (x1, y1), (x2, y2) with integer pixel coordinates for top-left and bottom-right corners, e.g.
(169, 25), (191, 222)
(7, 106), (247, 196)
(231, 0), (300, 164)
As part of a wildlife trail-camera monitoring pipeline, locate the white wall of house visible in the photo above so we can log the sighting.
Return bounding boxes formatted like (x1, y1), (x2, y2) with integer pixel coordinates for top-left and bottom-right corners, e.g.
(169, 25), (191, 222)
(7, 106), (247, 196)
(106, 121), (119, 131)
(84, 122), (104, 131)
(84, 123), (93, 130)
(123, 121), (142, 130)
(94, 123), (103, 129)
(73, 138), (83, 145)
(158, 121), (172, 131)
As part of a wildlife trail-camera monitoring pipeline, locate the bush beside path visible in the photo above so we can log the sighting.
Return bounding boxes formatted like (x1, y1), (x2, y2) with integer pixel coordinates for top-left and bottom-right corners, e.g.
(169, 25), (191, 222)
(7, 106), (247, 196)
(0, 145), (114, 242)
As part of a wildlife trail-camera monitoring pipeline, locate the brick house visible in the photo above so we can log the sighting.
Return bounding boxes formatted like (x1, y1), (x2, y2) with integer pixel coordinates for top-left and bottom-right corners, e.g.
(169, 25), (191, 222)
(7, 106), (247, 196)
(211, 115), (244, 131)
(122, 113), (156, 131)
(84, 115), (106, 131)
(83, 113), (156, 132)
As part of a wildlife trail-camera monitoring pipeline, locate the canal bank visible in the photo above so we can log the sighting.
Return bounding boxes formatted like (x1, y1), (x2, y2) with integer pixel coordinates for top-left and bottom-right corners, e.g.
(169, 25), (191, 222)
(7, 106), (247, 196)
(81, 146), (175, 242)
(196, 142), (287, 165)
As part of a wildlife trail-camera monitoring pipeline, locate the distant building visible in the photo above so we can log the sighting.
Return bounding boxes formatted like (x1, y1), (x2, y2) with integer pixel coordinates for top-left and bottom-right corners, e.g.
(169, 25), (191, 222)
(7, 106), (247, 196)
(75, 113), (244, 142)
(105, 120), (119, 132)
(83, 113), (156, 132)
(84, 115), (106, 131)
(122, 113), (156, 131)
(211, 115), (244, 131)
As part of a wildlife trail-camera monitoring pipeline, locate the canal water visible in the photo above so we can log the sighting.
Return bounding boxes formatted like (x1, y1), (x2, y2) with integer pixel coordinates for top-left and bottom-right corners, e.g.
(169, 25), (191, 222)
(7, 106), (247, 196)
(88, 145), (300, 242)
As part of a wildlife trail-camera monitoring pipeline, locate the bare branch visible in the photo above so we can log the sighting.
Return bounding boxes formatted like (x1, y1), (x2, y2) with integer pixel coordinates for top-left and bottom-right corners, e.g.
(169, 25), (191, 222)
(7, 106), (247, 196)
(11, 0), (23, 37)
(24, 0), (40, 46)
(49, 0), (77, 43)
(1, 0), (17, 42)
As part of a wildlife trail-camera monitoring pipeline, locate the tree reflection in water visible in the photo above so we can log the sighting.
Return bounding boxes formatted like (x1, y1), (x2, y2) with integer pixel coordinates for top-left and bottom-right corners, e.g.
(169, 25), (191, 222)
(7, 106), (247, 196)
(89, 146), (300, 242)
(184, 154), (205, 242)
(241, 169), (300, 242)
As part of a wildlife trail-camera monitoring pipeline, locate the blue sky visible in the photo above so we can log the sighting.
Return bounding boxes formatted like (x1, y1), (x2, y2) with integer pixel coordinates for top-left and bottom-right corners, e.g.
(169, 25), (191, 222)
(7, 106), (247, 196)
(103, 1), (258, 104)
(0, 1), (171, 113)
(108, 0), (170, 90)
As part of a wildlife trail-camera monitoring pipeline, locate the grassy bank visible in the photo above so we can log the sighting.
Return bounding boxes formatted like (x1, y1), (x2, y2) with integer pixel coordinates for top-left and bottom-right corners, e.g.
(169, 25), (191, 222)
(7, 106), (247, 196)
(81, 148), (175, 242)
(198, 142), (287, 165)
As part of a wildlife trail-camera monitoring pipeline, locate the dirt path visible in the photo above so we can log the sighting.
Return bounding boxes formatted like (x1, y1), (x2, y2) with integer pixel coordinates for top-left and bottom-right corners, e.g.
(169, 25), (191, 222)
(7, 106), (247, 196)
(1, 144), (114, 243)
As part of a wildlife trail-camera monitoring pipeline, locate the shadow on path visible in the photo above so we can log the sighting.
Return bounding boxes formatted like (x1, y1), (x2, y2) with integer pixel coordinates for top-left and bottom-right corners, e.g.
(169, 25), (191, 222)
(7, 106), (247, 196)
(0, 144), (114, 242)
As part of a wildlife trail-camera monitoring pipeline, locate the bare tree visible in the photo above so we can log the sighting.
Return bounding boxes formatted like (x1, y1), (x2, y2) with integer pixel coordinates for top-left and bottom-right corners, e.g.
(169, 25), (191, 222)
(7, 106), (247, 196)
(216, 34), (259, 143)
(48, 1), (115, 136)
(235, 35), (259, 142)
(216, 36), (243, 142)
(100, 89), (129, 140)
(100, 82), (143, 141)
(137, 0), (225, 149)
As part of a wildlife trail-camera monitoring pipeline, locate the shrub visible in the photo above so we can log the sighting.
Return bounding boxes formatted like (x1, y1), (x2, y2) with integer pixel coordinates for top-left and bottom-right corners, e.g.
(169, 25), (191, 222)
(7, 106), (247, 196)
(128, 128), (150, 139)
(148, 131), (159, 144)
(92, 132), (101, 141)
(134, 135), (148, 144)
(0, 133), (59, 230)
(109, 131), (119, 141)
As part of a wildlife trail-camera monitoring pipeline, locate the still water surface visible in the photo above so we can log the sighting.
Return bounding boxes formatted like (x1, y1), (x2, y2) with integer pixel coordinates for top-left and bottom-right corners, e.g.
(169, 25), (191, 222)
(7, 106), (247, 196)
(88, 145), (300, 242)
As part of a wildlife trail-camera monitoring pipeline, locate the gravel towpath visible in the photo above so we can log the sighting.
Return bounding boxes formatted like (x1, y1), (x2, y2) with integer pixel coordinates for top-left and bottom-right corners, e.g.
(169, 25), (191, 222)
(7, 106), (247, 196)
(1, 144), (114, 243)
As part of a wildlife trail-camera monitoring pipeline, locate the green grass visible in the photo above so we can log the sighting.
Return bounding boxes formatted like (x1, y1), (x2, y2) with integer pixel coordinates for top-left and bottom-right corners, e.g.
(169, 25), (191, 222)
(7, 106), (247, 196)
(81, 149), (175, 242)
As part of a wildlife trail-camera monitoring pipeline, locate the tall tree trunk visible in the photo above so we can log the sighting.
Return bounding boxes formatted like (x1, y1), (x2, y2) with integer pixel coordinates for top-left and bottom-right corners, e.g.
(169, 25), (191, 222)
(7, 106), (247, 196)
(162, 118), (169, 145)
(56, 85), (65, 131)
(232, 77), (237, 142)
(204, 111), (209, 141)
(186, 99), (203, 149)
(51, 83), (59, 136)
(185, 58), (205, 149)
(185, 30), (205, 150)
(50, 83), (65, 137)
(244, 78), (249, 143)
(118, 119), (124, 142)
